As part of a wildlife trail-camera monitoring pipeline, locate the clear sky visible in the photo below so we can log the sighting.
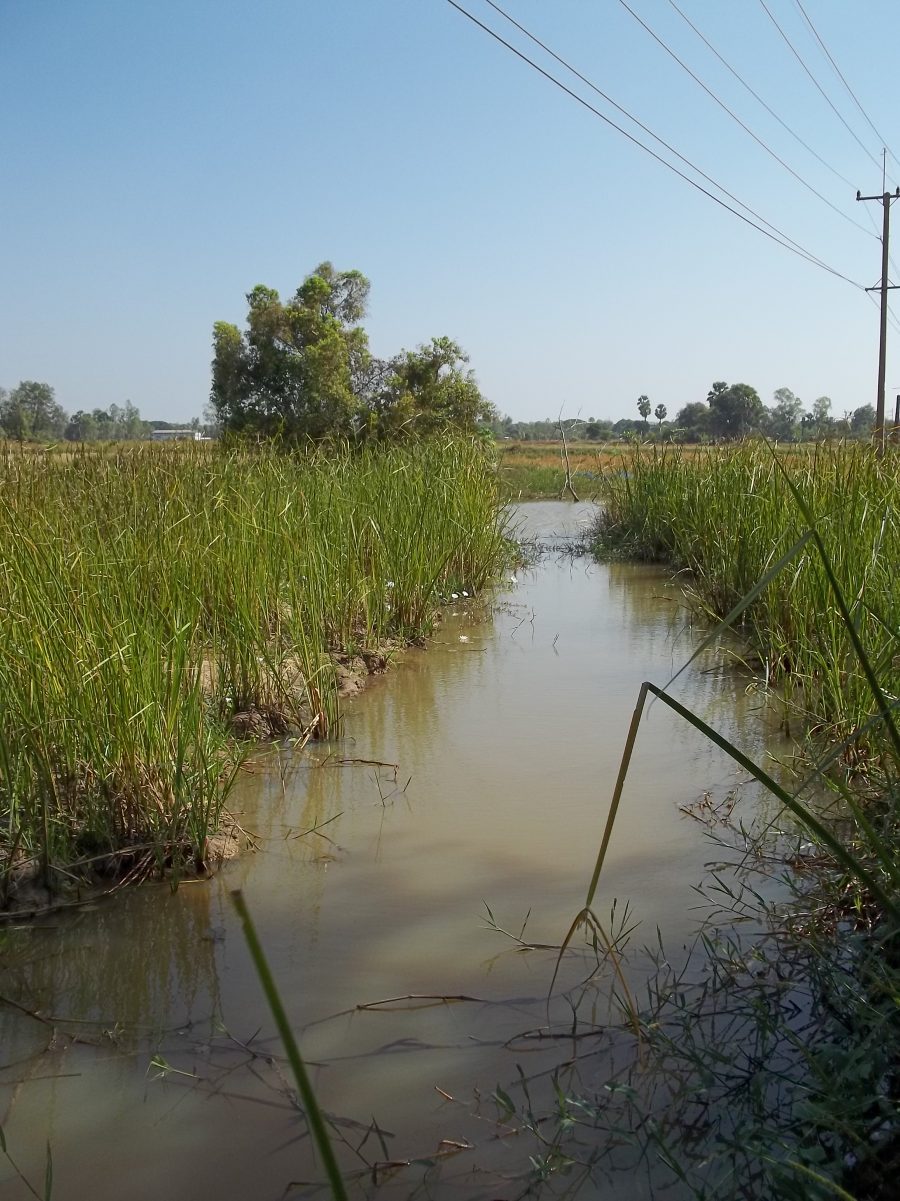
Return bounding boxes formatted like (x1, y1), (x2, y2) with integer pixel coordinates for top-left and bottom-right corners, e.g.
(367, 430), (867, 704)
(3, 0), (900, 424)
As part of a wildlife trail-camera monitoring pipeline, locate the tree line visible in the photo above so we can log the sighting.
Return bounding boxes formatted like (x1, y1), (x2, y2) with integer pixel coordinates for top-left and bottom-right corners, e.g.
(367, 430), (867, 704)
(494, 384), (877, 443)
(5, 264), (879, 450)
(665, 382), (874, 443)
(0, 381), (206, 443)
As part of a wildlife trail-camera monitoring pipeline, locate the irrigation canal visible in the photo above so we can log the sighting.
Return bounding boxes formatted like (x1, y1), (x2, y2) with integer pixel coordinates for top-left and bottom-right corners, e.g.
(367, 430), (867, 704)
(0, 502), (787, 1199)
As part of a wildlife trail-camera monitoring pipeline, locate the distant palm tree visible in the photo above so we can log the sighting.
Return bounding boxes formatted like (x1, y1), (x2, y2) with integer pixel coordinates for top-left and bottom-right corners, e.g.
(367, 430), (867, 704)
(637, 395), (651, 430)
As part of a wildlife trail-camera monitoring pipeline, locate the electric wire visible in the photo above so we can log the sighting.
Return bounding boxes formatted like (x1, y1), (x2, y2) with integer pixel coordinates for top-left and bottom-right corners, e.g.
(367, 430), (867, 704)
(481, 0), (839, 265)
(616, 0), (874, 238)
(664, 0), (859, 195)
(444, 0), (863, 289)
(792, 0), (900, 177)
(757, 0), (885, 178)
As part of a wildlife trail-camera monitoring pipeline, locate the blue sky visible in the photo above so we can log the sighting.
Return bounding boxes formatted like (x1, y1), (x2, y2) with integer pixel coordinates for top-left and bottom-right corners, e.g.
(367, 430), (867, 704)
(3, 0), (900, 423)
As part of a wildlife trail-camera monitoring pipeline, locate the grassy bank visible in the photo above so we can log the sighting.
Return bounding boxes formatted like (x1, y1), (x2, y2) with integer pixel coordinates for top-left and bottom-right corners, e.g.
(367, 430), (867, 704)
(586, 441), (900, 1198)
(0, 438), (508, 906)
(597, 442), (900, 753)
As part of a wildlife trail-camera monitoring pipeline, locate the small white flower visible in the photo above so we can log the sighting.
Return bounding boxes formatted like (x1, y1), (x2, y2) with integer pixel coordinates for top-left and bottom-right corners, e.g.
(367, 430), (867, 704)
(451, 593), (459, 600)
(458, 635), (469, 643)
(385, 580), (395, 588)
(462, 590), (469, 598)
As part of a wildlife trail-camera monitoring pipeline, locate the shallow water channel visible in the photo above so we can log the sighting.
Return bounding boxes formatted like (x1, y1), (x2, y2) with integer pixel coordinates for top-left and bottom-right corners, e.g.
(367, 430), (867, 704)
(0, 502), (786, 1200)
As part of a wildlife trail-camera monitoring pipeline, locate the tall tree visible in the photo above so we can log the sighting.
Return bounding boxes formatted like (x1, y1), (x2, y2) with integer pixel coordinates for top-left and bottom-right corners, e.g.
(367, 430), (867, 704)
(674, 401), (710, 441)
(211, 264), (492, 442)
(850, 404), (875, 437)
(210, 263), (371, 439)
(0, 381), (67, 441)
(637, 395), (651, 430)
(707, 381), (764, 439)
(654, 402), (667, 429)
(369, 337), (494, 439)
(769, 387), (803, 442)
(811, 395), (833, 439)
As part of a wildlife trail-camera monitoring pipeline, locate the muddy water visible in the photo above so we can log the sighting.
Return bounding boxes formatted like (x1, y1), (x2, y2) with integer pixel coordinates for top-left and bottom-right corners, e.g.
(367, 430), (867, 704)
(0, 503), (783, 1200)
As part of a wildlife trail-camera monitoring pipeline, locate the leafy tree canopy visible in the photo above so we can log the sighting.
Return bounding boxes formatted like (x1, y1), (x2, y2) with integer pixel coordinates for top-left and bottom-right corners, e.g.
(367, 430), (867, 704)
(768, 387), (803, 441)
(0, 381), (67, 441)
(850, 404), (875, 435)
(706, 381), (764, 439)
(674, 402), (710, 440)
(210, 264), (493, 441)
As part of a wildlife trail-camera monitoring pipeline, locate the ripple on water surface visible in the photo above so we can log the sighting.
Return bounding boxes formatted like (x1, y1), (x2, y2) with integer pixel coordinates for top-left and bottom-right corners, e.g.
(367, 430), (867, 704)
(0, 502), (786, 1201)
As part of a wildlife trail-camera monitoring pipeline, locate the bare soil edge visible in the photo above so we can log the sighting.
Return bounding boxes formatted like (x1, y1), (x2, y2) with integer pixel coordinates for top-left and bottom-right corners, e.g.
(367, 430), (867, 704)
(0, 639), (413, 921)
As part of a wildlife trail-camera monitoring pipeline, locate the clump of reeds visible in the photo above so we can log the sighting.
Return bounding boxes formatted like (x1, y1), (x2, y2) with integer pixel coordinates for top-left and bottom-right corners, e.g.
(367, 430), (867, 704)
(570, 441), (900, 1198)
(596, 441), (900, 755)
(0, 438), (508, 902)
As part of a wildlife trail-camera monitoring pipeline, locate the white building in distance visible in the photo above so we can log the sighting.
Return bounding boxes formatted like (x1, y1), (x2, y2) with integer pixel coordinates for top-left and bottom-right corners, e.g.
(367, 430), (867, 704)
(151, 429), (206, 442)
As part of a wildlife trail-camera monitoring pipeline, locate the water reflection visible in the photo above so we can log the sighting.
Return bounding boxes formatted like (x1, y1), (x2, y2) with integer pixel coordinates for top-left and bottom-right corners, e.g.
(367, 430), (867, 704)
(0, 879), (220, 1040)
(0, 502), (785, 1200)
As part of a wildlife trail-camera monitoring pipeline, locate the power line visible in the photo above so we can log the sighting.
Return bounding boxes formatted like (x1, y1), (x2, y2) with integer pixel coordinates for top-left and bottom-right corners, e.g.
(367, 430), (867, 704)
(664, 0), (859, 195)
(616, 0), (874, 239)
(444, 0), (863, 289)
(757, 0), (884, 178)
(480, 0), (841, 265)
(792, 0), (900, 177)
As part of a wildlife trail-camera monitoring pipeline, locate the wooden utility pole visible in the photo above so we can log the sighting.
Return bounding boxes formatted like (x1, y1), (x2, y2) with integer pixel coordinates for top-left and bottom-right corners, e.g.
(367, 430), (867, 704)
(857, 186), (900, 455)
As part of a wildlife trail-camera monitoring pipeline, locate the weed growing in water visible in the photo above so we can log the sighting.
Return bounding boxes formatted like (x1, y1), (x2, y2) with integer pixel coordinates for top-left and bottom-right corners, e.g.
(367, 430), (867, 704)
(524, 443), (900, 1198)
(0, 438), (509, 905)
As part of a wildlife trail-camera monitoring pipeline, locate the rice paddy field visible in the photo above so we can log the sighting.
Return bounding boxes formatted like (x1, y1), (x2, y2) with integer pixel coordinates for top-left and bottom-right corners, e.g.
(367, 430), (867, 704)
(496, 439), (630, 499)
(0, 438), (509, 906)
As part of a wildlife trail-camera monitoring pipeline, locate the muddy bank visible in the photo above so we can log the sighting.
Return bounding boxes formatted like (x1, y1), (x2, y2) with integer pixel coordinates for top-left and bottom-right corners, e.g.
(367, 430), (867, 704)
(0, 632), (431, 918)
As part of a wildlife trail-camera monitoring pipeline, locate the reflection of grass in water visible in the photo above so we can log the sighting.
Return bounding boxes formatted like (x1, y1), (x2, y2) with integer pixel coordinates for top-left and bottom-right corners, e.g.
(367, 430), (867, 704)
(0, 882), (222, 1033)
(503, 444), (900, 1199)
(10, 444), (899, 1198)
(0, 438), (509, 899)
(0, 1125), (51, 1201)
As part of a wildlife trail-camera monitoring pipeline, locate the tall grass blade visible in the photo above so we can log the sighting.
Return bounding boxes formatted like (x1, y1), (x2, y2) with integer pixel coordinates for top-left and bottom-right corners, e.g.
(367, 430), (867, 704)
(230, 889), (348, 1201)
(770, 449), (900, 764)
